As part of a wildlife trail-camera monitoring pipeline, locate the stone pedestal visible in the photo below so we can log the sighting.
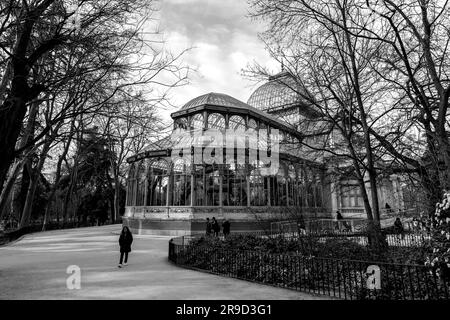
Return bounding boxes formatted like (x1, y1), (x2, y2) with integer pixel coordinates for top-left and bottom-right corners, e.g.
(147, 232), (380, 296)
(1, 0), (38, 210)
(122, 206), (328, 236)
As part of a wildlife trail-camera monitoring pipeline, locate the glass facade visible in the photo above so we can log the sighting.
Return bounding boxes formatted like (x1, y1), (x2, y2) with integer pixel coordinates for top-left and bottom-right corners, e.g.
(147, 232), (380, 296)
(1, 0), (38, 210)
(247, 72), (306, 112)
(126, 157), (324, 209)
(124, 73), (404, 228)
(126, 87), (326, 212)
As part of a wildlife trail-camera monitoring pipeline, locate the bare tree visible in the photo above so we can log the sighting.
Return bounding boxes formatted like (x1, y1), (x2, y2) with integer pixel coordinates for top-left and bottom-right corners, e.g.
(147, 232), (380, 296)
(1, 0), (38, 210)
(0, 0), (163, 194)
(1, 0), (190, 228)
(249, 1), (389, 233)
(96, 91), (165, 222)
(248, 0), (450, 219)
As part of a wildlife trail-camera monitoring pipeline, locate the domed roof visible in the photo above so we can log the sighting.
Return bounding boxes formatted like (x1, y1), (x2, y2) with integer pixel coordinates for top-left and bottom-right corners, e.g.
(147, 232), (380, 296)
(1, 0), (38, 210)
(181, 92), (251, 111)
(171, 91), (300, 134)
(247, 72), (311, 112)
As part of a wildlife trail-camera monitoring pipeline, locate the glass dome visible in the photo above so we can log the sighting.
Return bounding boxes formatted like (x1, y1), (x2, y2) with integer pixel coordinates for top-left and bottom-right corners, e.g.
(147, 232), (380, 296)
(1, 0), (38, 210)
(181, 92), (251, 111)
(247, 72), (309, 112)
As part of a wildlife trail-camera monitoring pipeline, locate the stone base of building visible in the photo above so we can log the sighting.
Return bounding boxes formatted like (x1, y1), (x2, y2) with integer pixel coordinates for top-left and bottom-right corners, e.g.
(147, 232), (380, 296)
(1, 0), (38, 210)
(122, 206), (332, 236)
(122, 217), (277, 236)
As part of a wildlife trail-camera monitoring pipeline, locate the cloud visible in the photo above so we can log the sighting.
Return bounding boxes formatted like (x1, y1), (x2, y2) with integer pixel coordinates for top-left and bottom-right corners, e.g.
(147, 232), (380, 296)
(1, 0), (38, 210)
(154, 0), (278, 122)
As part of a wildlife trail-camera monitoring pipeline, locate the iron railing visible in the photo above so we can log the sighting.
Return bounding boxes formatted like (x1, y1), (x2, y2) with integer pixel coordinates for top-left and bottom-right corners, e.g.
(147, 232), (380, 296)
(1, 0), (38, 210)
(203, 228), (431, 248)
(168, 238), (449, 300)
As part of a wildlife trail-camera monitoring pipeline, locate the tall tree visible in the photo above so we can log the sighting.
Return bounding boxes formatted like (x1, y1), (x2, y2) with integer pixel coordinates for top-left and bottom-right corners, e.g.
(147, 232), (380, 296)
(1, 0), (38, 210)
(0, 0), (175, 194)
(1, 0), (189, 227)
(248, 0), (450, 216)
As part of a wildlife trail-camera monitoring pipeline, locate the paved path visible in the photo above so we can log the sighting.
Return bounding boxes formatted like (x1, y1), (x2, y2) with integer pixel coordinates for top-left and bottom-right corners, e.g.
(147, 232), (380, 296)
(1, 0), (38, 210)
(0, 225), (329, 300)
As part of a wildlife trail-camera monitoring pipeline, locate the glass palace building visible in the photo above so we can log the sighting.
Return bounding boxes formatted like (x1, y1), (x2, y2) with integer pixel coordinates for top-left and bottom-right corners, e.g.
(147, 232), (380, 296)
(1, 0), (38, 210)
(123, 72), (404, 235)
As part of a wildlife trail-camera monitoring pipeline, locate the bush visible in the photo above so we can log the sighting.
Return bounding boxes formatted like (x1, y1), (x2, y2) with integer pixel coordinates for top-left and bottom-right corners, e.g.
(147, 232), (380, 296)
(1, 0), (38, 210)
(174, 233), (449, 299)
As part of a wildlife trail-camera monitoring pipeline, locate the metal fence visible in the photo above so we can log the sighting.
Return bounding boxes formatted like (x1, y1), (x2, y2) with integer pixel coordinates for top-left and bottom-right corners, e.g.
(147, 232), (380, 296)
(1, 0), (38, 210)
(206, 228), (431, 248)
(271, 213), (419, 236)
(292, 232), (431, 248)
(271, 219), (368, 234)
(168, 239), (449, 300)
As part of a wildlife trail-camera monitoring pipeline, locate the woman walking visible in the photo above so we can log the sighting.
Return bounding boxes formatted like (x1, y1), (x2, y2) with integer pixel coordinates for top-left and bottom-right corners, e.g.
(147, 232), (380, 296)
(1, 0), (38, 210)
(118, 226), (133, 268)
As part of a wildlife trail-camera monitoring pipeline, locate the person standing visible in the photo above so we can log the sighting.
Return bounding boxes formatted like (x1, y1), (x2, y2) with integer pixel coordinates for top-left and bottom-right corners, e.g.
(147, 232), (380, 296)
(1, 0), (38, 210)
(118, 226), (133, 268)
(206, 218), (212, 236)
(212, 217), (220, 237)
(385, 203), (393, 213)
(297, 215), (306, 235)
(222, 219), (231, 237)
(335, 210), (343, 231)
(394, 217), (404, 236)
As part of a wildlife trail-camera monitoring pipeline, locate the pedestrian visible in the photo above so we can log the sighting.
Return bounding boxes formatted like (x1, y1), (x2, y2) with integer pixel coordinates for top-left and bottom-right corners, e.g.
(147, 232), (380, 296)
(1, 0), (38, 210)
(297, 215), (306, 235)
(206, 218), (212, 236)
(118, 226), (133, 268)
(385, 203), (393, 214)
(222, 219), (231, 237)
(394, 217), (404, 237)
(335, 210), (343, 231)
(212, 217), (220, 237)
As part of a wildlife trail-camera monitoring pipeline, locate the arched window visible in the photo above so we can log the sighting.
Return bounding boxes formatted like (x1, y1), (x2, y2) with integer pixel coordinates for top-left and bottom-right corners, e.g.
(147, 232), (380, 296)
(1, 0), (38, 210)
(248, 118), (258, 130)
(174, 117), (188, 130)
(228, 115), (245, 131)
(190, 113), (204, 131)
(207, 113), (225, 130)
(147, 159), (169, 206)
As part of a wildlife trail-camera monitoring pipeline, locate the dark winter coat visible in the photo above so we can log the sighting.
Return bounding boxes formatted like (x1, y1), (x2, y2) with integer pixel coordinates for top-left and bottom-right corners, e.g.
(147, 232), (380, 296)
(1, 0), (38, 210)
(119, 232), (133, 253)
(394, 219), (404, 234)
(212, 220), (220, 233)
(206, 221), (212, 234)
(222, 221), (230, 234)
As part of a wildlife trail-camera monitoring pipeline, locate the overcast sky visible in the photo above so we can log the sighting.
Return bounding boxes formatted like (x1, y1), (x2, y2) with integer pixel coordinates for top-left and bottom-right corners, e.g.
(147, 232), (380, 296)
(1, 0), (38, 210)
(155, 0), (279, 122)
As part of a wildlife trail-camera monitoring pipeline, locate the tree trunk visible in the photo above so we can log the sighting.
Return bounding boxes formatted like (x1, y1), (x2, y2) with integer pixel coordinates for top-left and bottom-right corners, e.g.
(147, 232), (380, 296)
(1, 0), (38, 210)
(437, 136), (450, 190)
(43, 126), (75, 231)
(0, 97), (29, 196)
(19, 139), (51, 228)
(114, 174), (121, 223)
(0, 161), (24, 220)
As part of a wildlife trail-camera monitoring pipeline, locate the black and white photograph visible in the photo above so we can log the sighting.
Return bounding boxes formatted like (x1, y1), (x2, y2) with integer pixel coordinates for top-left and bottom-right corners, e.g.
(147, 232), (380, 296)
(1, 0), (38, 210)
(0, 0), (450, 313)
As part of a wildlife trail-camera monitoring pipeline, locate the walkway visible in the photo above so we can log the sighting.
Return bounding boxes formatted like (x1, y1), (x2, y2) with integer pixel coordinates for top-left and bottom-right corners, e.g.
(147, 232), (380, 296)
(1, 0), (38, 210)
(0, 225), (329, 300)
